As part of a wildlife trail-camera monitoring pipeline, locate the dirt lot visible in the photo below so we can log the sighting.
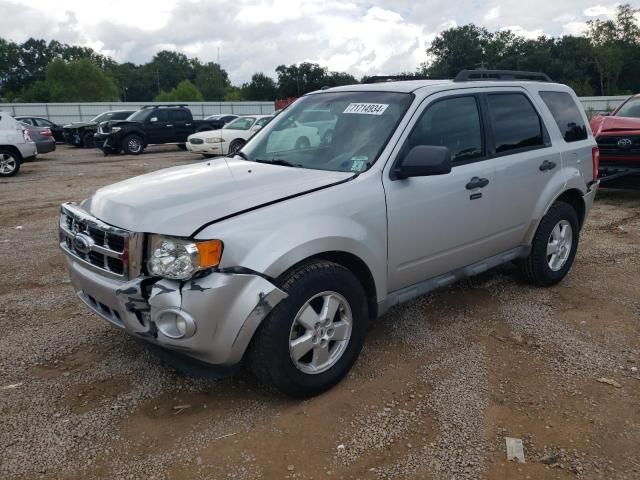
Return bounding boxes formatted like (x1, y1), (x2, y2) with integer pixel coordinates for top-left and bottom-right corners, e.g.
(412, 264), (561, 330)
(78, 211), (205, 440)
(1, 145), (639, 480)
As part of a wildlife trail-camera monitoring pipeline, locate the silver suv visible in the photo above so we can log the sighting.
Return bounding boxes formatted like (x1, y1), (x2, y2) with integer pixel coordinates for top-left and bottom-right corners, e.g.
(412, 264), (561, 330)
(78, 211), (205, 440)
(60, 70), (599, 397)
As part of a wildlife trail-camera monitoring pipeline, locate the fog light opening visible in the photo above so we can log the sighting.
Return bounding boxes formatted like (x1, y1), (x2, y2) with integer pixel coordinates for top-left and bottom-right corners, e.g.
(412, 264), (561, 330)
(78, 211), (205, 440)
(156, 309), (196, 339)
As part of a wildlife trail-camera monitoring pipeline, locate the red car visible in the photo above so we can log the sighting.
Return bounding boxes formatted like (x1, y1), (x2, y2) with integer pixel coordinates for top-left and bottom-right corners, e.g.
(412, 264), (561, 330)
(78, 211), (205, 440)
(590, 94), (640, 171)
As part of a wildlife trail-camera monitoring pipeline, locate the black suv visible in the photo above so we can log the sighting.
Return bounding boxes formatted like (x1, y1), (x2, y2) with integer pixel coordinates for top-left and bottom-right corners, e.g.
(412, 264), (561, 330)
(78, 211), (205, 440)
(62, 110), (135, 147)
(95, 105), (226, 155)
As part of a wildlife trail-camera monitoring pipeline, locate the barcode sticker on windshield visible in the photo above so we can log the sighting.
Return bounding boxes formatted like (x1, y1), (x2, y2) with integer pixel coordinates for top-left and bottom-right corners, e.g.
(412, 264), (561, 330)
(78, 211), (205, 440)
(343, 103), (389, 115)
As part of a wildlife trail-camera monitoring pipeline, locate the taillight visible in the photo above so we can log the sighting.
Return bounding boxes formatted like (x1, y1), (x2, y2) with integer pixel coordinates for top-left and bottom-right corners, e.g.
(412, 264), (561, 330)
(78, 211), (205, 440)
(41, 129), (53, 137)
(22, 129), (31, 142)
(592, 146), (600, 181)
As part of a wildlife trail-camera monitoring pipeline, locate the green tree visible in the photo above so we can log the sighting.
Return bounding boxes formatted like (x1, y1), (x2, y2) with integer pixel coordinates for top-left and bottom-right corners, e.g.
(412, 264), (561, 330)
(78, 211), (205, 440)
(275, 62), (357, 97)
(155, 79), (204, 102)
(194, 62), (230, 100)
(22, 58), (119, 101)
(241, 72), (277, 100)
(422, 24), (493, 77)
(223, 86), (244, 101)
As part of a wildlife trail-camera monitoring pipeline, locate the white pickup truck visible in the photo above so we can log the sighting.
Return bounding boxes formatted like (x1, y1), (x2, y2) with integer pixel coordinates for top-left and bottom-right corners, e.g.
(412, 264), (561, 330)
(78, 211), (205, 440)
(0, 112), (37, 177)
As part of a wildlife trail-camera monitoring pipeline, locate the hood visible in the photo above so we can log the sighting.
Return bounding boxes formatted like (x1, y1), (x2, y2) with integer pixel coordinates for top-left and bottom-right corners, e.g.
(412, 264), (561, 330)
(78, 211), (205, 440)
(63, 121), (96, 129)
(591, 115), (640, 136)
(189, 128), (222, 139)
(82, 158), (353, 237)
(105, 119), (142, 128)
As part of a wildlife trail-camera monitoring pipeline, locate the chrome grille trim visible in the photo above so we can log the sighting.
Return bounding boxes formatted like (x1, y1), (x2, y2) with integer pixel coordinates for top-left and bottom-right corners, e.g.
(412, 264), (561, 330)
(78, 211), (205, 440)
(59, 203), (143, 280)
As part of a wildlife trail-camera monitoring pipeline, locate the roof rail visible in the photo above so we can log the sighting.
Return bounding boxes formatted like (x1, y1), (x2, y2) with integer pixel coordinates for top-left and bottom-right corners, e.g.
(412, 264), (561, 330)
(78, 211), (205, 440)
(141, 104), (188, 109)
(362, 75), (447, 84)
(454, 70), (552, 82)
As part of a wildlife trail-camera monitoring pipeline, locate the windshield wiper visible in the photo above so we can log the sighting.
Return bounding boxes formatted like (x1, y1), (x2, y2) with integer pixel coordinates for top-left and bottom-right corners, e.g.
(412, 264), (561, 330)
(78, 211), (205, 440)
(254, 158), (302, 168)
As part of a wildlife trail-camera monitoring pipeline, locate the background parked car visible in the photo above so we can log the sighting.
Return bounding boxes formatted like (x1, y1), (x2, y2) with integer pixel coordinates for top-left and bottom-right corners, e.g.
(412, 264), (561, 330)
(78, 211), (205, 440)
(20, 123), (56, 155)
(0, 111), (37, 177)
(204, 114), (239, 124)
(96, 105), (229, 155)
(63, 110), (135, 148)
(15, 116), (64, 142)
(186, 115), (272, 157)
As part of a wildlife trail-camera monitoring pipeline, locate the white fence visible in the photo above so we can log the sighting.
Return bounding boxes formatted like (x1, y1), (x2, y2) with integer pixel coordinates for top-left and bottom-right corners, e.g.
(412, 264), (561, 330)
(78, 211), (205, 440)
(0, 96), (628, 124)
(579, 96), (627, 115)
(0, 101), (275, 124)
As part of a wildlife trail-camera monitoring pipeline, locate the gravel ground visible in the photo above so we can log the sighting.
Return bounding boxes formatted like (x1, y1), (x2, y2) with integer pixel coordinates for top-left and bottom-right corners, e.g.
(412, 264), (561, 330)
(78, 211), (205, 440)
(1, 145), (639, 480)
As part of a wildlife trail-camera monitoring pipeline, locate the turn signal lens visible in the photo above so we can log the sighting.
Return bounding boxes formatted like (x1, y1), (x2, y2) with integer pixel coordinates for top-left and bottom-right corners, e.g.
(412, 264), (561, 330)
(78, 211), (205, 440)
(196, 239), (223, 268)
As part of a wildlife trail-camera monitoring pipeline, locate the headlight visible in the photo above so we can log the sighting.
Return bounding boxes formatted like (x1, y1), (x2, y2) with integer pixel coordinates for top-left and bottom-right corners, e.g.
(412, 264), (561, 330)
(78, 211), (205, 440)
(147, 235), (223, 280)
(205, 137), (224, 143)
(111, 126), (121, 133)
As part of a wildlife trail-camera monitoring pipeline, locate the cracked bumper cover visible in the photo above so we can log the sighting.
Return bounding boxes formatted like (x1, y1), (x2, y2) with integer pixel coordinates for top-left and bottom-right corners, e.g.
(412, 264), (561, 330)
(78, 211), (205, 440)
(65, 257), (287, 365)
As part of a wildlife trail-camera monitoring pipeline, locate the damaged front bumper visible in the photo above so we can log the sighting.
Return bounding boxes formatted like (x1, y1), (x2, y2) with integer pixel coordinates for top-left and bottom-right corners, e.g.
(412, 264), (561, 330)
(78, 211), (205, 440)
(65, 257), (287, 366)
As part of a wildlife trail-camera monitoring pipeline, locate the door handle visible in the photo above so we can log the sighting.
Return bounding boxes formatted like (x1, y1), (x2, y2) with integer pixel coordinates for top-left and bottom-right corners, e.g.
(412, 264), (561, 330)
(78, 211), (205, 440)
(185, 123), (192, 126)
(466, 177), (490, 190)
(166, 124), (173, 127)
(539, 160), (557, 171)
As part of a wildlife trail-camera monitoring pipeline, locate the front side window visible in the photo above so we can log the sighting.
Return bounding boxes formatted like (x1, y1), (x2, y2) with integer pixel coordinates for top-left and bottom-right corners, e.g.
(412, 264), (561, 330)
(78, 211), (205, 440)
(113, 111), (133, 120)
(254, 117), (272, 128)
(615, 97), (640, 118)
(225, 117), (256, 130)
(539, 91), (588, 142)
(242, 91), (413, 172)
(407, 96), (484, 163)
(488, 94), (545, 153)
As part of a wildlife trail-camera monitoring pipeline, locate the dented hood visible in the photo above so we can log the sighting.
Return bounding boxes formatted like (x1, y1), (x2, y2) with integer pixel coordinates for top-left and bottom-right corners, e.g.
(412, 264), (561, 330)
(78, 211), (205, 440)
(591, 115), (640, 136)
(82, 157), (353, 237)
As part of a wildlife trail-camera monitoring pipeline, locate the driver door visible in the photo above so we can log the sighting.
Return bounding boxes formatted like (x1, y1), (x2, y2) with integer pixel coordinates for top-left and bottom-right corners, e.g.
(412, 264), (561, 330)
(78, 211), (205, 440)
(146, 110), (169, 144)
(383, 92), (501, 292)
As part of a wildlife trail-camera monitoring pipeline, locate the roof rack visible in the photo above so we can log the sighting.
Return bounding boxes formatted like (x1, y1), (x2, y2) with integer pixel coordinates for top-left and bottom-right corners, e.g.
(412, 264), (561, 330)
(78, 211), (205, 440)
(141, 104), (188, 109)
(362, 75), (446, 84)
(454, 70), (552, 82)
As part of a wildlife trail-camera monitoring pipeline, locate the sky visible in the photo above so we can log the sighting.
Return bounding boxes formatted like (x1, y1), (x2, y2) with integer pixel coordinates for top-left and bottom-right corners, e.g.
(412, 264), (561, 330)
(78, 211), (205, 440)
(0, 0), (633, 84)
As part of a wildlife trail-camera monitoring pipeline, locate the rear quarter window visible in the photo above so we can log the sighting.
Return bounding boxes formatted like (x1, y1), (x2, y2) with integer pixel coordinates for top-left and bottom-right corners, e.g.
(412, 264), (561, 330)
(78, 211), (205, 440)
(539, 91), (588, 142)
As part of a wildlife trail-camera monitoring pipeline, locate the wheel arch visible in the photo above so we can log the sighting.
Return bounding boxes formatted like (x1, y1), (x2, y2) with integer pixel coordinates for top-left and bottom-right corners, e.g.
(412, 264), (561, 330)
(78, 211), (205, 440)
(0, 145), (23, 160)
(279, 251), (379, 320)
(525, 187), (586, 244)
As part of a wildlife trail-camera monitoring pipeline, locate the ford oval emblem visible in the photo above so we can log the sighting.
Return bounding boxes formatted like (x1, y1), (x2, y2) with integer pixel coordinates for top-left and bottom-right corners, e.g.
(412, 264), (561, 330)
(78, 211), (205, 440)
(73, 233), (92, 255)
(617, 138), (632, 148)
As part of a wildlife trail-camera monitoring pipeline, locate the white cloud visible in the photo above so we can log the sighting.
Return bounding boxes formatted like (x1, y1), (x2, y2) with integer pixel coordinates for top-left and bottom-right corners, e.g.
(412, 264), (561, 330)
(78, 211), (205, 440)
(484, 7), (501, 22)
(1, 0), (635, 84)
(583, 3), (619, 18)
(500, 25), (545, 39)
(563, 21), (590, 36)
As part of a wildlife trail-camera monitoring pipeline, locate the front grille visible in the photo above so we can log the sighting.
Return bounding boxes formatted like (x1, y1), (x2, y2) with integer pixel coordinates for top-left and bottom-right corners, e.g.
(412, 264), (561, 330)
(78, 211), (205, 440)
(190, 138), (204, 145)
(596, 135), (640, 154)
(59, 203), (142, 280)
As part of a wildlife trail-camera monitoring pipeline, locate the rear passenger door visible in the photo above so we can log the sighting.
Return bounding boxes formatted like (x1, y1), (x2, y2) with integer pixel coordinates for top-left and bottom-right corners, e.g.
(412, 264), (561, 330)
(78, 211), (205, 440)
(169, 109), (192, 142)
(485, 90), (563, 251)
(384, 92), (501, 292)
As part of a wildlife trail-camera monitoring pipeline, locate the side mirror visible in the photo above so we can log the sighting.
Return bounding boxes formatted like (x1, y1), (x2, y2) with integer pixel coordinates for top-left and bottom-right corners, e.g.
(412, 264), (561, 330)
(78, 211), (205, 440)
(393, 145), (452, 180)
(149, 116), (158, 123)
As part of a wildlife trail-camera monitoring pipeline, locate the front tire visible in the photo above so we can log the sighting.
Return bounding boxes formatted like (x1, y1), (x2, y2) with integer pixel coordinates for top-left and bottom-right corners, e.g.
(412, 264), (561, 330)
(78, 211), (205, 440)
(122, 134), (144, 155)
(228, 139), (245, 155)
(82, 132), (95, 148)
(521, 201), (580, 286)
(248, 260), (368, 397)
(0, 149), (20, 177)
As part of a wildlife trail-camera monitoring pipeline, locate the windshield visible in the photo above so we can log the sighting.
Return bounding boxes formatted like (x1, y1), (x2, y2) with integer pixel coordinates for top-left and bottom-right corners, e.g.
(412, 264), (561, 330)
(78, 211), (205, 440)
(225, 117), (256, 130)
(615, 97), (640, 118)
(127, 110), (151, 122)
(91, 112), (112, 123)
(241, 91), (413, 173)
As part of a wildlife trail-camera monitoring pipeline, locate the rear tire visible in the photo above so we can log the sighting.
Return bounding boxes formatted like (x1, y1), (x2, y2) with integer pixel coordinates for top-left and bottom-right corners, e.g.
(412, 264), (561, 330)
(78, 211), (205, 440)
(122, 134), (144, 155)
(0, 149), (20, 177)
(248, 260), (368, 397)
(520, 201), (580, 286)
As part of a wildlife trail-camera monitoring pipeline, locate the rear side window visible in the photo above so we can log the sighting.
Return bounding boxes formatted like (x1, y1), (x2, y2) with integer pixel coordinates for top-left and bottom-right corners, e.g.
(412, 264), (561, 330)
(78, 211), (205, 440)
(169, 110), (190, 122)
(408, 96), (484, 163)
(487, 94), (544, 153)
(539, 91), (588, 142)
